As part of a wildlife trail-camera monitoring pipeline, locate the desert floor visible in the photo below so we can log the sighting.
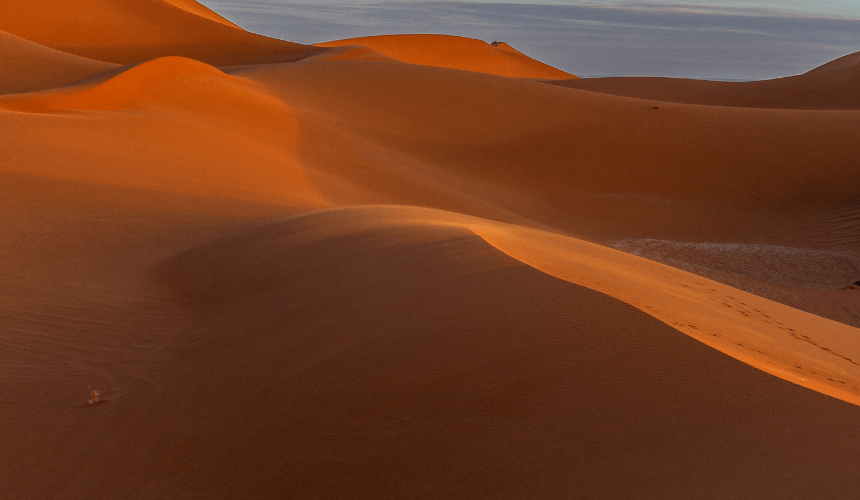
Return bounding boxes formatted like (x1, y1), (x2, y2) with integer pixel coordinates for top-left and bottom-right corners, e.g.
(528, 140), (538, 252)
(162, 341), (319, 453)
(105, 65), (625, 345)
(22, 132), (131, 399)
(2, 1), (860, 498)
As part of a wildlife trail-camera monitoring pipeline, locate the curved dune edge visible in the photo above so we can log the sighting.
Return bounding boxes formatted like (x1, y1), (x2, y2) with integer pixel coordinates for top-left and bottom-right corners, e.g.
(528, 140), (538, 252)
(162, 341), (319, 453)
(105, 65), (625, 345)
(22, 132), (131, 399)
(323, 206), (860, 406)
(0, 56), (232, 112)
(316, 34), (574, 79)
(473, 224), (860, 407)
(161, 0), (242, 28)
(0, 30), (117, 95)
(302, 44), (403, 63)
(807, 50), (860, 74)
(0, 56), (284, 113)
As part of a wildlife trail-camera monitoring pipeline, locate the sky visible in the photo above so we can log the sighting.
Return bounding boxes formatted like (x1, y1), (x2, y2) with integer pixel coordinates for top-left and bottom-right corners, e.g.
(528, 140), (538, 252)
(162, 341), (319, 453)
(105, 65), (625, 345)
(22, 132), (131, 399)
(199, 0), (860, 79)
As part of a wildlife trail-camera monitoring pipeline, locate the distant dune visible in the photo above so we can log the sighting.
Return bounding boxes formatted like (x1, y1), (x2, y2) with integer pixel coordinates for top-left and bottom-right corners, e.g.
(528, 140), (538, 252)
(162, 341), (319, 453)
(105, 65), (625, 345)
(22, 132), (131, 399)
(548, 50), (860, 109)
(316, 34), (574, 79)
(2, 0), (859, 498)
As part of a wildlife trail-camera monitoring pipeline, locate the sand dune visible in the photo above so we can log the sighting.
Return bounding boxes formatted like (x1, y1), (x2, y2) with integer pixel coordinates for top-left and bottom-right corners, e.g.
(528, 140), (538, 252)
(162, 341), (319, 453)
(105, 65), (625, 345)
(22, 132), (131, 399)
(235, 60), (860, 225)
(2, 0), (860, 497)
(3, 56), (274, 113)
(3, 197), (859, 498)
(809, 50), (860, 74)
(0, 0), (320, 65)
(317, 35), (574, 79)
(149, 207), (860, 498)
(549, 50), (860, 109)
(0, 30), (116, 95)
(0, 57), (324, 206)
(161, 0), (243, 28)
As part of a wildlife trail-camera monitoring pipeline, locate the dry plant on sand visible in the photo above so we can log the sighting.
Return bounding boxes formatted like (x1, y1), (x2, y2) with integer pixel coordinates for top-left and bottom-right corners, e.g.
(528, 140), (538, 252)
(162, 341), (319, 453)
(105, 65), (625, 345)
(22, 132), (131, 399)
(87, 387), (101, 406)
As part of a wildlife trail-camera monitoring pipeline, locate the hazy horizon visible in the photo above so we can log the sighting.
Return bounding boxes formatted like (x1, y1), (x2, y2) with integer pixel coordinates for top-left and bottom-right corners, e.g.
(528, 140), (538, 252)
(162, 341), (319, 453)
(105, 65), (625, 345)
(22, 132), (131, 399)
(200, 0), (860, 79)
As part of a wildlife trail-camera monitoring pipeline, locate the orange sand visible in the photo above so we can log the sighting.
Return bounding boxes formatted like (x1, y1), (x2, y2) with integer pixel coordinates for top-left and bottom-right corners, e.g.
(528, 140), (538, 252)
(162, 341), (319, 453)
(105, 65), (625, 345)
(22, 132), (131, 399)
(2, 1), (860, 498)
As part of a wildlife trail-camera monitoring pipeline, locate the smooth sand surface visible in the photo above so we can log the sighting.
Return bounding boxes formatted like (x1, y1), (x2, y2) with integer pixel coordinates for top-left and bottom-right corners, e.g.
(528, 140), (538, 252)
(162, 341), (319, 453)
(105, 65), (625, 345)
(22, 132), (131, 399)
(2, 1), (860, 497)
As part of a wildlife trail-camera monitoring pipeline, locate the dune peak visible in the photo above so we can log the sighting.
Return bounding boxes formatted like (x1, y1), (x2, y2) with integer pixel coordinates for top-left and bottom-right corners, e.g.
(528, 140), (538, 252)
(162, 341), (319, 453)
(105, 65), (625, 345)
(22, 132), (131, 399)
(807, 50), (860, 74)
(317, 34), (574, 79)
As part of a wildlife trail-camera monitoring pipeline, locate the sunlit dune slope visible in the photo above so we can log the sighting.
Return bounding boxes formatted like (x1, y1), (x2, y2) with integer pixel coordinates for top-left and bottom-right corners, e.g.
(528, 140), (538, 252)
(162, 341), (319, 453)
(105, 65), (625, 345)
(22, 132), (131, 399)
(164, 205), (860, 406)
(0, 0), (321, 65)
(3, 56), (253, 112)
(316, 34), (574, 79)
(0, 57), (324, 206)
(0, 30), (116, 95)
(548, 50), (860, 109)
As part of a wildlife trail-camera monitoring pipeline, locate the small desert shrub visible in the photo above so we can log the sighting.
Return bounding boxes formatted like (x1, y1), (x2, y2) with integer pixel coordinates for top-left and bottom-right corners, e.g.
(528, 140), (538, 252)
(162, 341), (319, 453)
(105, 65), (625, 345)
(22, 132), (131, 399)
(88, 388), (102, 406)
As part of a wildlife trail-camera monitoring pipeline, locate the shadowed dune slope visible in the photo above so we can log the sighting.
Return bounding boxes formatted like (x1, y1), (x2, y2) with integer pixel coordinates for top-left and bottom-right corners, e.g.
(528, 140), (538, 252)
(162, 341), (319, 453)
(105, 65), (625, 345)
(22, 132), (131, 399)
(233, 59), (860, 335)
(316, 35), (574, 79)
(0, 0), (320, 65)
(236, 60), (860, 211)
(145, 208), (859, 498)
(548, 50), (860, 109)
(0, 30), (116, 95)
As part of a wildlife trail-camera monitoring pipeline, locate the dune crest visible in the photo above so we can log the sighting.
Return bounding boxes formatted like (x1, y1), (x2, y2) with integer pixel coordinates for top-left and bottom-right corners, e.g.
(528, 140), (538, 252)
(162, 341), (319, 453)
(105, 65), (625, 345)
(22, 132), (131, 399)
(251, 206), (860, 406)
(469, 216), (860, 406)
(161, 0), (242, 28)
(303, 44), (403, 63)
(807, 50), (860, 74)
(316, 34), (574, 79)
(1, 57), (253, 112)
